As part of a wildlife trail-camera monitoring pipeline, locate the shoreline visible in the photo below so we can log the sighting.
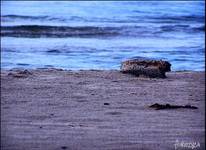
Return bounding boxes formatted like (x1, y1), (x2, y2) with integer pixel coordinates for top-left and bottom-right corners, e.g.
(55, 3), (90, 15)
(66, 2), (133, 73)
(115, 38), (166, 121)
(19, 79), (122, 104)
(1, 67), (205, 71)
(1, 69), (205, 150)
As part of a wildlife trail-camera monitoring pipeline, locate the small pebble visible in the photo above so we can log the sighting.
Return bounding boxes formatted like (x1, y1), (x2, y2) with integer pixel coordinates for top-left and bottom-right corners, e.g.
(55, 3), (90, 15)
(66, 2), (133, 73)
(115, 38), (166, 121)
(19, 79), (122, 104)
(104, 103), (110, 105)
(61, 146), (67, 149)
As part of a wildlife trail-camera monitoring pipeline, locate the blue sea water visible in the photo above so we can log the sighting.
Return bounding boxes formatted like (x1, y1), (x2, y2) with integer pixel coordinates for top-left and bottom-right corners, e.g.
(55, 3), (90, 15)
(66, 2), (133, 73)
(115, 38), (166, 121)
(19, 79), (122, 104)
(1, 1), (205, 71)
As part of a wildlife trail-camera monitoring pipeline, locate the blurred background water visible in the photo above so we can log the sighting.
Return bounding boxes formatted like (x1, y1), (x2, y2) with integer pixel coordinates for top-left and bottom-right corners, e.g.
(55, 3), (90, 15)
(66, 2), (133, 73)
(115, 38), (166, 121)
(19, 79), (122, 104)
(1, 1), (205, 70)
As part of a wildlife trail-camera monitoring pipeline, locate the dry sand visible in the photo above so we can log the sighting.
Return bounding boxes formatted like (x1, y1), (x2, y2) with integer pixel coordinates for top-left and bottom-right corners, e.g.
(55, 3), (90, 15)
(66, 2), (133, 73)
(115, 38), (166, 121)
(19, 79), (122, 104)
(1, 69), (205, 150)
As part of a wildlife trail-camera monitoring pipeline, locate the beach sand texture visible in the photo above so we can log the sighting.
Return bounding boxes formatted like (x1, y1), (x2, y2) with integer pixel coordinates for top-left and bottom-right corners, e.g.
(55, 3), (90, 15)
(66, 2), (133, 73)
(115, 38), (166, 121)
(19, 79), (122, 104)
(1, 69), (205, 150)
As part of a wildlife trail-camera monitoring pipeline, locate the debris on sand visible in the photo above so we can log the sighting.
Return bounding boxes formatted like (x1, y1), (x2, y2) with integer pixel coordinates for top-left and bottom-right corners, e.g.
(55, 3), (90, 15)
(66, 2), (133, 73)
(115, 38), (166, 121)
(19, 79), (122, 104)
(8, 69), (32, 78)
(120, 57), (171, 78)
(149, 103), (198, 110)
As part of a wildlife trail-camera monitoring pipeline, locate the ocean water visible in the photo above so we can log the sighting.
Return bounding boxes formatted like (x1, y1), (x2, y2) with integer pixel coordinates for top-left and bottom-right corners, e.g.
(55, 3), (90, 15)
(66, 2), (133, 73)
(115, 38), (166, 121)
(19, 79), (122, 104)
(1, 1), (205, 71)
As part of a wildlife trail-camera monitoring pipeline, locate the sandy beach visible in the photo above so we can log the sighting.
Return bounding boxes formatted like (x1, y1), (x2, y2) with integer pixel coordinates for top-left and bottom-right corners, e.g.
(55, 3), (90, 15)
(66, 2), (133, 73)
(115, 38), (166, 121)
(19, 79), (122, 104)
(1, 69), (205, 150)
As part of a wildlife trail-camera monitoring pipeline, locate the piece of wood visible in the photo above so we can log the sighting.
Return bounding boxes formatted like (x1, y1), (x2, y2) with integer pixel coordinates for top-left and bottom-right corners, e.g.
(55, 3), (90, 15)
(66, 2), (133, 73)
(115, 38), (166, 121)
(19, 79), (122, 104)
(121, 57), (171, 78)
(149, 103), (198, 110)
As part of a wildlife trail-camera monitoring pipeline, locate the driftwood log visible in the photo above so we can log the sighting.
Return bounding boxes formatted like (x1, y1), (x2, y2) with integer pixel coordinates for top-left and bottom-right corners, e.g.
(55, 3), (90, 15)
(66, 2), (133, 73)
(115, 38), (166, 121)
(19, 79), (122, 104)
(149, 103), (198, 110)
(8, 69), (32, 78)
(120, 57), (171, 78)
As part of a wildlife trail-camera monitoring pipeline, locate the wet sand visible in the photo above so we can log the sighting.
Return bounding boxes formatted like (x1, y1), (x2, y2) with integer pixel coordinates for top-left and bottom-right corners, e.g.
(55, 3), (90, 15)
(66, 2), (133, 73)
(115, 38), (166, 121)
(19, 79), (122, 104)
(1, 69), (205, 150)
